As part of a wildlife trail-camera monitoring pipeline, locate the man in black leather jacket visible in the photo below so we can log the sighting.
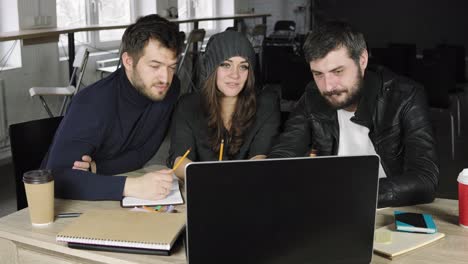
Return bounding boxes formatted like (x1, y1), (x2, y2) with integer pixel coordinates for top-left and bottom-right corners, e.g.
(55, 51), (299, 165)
(269, 21), (439, 208)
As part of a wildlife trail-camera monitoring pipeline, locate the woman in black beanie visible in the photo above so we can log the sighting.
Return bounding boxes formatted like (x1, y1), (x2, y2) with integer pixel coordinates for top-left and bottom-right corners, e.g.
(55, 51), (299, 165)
(167, 30), (280, 179)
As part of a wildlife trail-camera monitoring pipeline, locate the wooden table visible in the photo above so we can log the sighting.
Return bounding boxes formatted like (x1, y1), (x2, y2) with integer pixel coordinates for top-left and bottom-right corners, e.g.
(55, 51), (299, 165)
(1, 196), (466, 263)
(0, 199), (187, 264)
(372, 199), (468, 264)
(0, 164), (187, 264)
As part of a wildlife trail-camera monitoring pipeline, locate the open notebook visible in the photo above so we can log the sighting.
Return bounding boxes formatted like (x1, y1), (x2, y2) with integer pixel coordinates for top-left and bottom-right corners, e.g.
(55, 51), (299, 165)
(56, 209), (186, 251)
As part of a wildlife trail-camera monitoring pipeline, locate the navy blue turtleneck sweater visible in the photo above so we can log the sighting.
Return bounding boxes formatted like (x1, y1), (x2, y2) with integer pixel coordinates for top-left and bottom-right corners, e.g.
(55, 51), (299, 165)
(43, 68), (179, 200)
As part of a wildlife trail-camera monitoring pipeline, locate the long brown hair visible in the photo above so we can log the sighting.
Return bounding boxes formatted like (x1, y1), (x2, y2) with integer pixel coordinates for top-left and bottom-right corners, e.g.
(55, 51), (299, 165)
(202, 65), (256, 158)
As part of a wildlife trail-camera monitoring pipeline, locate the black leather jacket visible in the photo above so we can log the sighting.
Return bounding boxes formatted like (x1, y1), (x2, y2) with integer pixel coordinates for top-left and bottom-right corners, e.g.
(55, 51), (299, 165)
(269, 67), (439, 208)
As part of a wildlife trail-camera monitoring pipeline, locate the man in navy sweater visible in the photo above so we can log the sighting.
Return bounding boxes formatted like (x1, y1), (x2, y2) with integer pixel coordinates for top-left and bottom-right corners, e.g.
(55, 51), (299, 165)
(43, 15), (181, 201)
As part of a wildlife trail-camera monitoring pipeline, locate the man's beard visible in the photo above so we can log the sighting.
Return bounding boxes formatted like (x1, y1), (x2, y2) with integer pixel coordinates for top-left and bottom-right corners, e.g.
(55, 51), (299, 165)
(131, 68), (168, 102)
(322, 70), (363, 110)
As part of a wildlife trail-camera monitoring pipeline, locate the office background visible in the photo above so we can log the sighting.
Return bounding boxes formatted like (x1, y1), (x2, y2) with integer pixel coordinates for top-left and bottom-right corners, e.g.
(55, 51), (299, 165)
(0, 0), (467, 217)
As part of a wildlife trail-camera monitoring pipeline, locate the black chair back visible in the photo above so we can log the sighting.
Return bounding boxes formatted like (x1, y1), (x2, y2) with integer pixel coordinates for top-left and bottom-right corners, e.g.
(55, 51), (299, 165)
(436, 44), (466, 83)
(9, 116), (63, 210)
(280, 55), (311, 101)
(387, 43), (417, 78)
(274, 20), (296, 32)
(369, 44), (417, 78)
(414, 58), (452, 109)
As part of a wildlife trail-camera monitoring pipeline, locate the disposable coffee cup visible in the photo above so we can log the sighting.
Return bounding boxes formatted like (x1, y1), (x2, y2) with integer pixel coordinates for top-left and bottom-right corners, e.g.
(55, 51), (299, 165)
(23, 170), (54, 226)
(457, 169), (468, 228)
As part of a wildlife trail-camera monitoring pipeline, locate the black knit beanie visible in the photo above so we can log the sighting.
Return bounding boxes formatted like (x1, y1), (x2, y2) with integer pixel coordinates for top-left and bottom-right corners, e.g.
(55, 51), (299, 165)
(200, 31), (256, 84)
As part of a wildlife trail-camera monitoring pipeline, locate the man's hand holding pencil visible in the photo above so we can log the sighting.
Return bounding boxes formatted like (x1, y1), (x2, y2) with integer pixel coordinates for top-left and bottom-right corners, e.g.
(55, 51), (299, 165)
(73, 155), (175, 201)
(123, 169), (174, 201)
(123, 148), (190, 201)
(72, 148), (192, 201)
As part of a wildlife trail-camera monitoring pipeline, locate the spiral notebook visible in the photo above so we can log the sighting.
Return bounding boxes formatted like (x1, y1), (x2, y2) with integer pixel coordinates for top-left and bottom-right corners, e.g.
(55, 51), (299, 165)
(56, 209), (185, 251)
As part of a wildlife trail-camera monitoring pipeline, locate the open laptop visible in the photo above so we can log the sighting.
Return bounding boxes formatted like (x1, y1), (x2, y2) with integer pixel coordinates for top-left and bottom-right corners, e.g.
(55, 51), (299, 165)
(185, 155), (380, 264)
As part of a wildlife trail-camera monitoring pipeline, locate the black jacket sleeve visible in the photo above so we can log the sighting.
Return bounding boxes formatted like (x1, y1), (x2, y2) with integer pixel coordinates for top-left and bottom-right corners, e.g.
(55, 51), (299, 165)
(378, 87), (439, 208)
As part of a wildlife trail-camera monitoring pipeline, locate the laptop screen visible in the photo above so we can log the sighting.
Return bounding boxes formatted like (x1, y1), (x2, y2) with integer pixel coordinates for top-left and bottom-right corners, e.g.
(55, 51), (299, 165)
(185, 155), (379, 264)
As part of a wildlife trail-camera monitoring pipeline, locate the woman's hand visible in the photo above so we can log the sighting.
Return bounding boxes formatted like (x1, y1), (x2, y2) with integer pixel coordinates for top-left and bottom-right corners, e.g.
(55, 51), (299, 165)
(250, 155), (266, 160)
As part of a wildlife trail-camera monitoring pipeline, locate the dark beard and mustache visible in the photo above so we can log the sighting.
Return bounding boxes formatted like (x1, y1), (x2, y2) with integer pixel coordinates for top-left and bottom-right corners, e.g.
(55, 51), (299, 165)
(322, 69), (364, 110)
(130, 65), (169, 102)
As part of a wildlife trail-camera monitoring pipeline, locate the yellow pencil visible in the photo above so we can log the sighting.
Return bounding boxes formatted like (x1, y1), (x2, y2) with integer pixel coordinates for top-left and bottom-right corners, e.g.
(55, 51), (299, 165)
(219, 139), (224, 161)
(172, 148), (191, 171)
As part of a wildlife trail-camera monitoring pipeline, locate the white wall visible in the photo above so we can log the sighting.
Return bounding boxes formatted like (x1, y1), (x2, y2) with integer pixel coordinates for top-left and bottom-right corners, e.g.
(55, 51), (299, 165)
(0, 0), (19, 31)
(18, 0), (56, 30)
(134, 0), (157, 18)
(235, 0), (250, 13)
(0, 0), (21, 67)
(218, 0), (235, 31)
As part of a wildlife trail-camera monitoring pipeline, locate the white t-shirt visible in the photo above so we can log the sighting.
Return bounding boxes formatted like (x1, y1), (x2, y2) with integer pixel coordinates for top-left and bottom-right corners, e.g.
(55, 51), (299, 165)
(337, 109), (387, 179)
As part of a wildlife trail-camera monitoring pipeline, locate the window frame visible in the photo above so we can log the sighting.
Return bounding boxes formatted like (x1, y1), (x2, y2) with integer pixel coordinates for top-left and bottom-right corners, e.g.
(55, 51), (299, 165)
(57, 0), (135, 57)
(0, 0), (21, 70)
(178, 0), (222, 37)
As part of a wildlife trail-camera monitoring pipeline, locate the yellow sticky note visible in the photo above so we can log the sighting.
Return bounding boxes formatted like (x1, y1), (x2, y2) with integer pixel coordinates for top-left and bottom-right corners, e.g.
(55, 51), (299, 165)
(374, 229), (392, 244)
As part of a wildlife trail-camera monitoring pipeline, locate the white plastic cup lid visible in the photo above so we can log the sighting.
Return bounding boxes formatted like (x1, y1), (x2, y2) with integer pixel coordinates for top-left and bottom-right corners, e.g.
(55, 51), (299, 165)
(458, 169), (468, 185)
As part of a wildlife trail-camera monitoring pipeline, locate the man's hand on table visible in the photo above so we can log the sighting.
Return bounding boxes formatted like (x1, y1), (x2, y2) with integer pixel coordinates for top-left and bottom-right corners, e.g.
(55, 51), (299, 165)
(123, 169), (173, 200)
(73, 155), (173, 200)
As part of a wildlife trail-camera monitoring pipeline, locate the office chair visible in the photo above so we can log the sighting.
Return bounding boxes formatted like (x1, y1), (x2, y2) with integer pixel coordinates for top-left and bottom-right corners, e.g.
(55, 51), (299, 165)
(246, 24), (267, 89)
(178, 31), (186, 47)
(249, 24), (267, 54)
(270, 20), (296, 40)
(225, 26), (238, 31)
(435, 45), (465, 135)
(280, 54), (311, 101)
(436, 44), (466, 83)
(177, 29), (205, 93)
(387, 43), (417, 78)
(414, 59), (455, 159)
(29, 47), (89, 117)
(177, 29), (205, 75)
(9, 116), (63, 210)
(274, 20), (296, 32)
(96, 56), (120, 79)
(424, 47), (463, 136)
(370, 44), (417, 78)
